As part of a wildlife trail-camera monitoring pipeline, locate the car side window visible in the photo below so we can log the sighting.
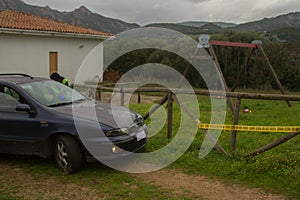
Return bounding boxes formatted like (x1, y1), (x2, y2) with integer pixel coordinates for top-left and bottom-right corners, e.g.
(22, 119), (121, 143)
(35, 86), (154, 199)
(0, 85), (28, 112)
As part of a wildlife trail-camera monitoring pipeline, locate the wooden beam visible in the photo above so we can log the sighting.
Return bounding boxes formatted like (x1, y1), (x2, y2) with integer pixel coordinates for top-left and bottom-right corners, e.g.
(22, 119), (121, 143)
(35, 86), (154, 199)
(143, 94), (168, 120)
(209, 46), (235, 113)
(245, 132), (300, 158)
(258, 45), (292, 107)
(78, 85), (300, 102)
(171, 94), (228, 156)
(210, 40), (259, 48)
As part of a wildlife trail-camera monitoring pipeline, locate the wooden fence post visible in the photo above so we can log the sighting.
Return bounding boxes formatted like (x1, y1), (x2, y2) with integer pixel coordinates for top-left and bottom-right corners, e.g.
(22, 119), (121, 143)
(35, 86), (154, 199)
(167, 93), (173, 140)
(137, 83), (141, 104)
(231, 97), (241, 156)
(96, 87), (102, 101)
(120, 87), (124, 106)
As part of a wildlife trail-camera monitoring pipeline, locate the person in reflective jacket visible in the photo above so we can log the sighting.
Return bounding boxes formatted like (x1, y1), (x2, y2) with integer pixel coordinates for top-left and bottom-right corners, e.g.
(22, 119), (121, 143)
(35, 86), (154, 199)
(50, 72), (69, 86)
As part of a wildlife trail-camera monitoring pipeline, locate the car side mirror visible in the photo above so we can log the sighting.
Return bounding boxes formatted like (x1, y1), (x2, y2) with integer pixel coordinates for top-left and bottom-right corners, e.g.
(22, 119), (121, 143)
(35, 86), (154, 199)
(16, 103), (31, 112)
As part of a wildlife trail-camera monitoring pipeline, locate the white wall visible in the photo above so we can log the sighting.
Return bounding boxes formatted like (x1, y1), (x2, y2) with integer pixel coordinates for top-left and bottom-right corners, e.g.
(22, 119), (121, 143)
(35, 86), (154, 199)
(0, 33), (104, 84)
(75, 43), (104, 85)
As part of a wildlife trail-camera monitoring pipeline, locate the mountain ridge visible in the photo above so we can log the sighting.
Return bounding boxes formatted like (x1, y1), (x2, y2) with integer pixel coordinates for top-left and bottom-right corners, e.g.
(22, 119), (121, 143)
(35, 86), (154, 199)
(1, 0), (300, 42)
(178, 21), (237, 28)
(233, 11), (300, 32)
(0, 0), (140, 34)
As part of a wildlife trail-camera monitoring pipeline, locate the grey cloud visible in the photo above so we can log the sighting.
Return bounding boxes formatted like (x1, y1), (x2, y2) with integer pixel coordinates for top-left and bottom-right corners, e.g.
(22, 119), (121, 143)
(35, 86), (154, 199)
(183, 0), (210, 2)
(24, 0), (300, 25)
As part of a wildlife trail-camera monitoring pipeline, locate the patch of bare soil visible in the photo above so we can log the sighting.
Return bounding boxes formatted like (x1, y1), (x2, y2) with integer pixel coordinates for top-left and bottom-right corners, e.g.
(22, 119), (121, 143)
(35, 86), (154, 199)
(0, 163), (105, 200)
(133, 169), (286, 200)
(0, 161), (287, 200)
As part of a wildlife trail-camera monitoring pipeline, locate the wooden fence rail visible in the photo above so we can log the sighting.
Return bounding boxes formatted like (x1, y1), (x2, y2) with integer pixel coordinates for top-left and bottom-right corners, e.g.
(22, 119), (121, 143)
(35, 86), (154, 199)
(73, 84), (300, 158)
(74, 84), (300, 101)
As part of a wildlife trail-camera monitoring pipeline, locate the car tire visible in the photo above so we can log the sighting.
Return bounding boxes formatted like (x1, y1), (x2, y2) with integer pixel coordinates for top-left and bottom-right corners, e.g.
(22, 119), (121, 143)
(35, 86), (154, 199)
(54, 135), (83, 174)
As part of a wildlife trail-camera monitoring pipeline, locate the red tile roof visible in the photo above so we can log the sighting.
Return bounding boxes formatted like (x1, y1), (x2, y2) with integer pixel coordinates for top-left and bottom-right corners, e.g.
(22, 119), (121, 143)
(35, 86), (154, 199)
(0, 10), (112, 37)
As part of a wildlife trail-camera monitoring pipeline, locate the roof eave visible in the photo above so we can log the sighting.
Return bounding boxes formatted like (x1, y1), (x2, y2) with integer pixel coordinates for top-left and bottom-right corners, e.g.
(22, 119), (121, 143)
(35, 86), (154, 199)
(0, 28), (112, 40)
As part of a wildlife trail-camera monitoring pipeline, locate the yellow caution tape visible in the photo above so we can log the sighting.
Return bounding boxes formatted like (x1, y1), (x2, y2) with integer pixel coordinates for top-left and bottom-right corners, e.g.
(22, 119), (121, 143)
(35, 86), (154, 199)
(198, 123), (300, 133)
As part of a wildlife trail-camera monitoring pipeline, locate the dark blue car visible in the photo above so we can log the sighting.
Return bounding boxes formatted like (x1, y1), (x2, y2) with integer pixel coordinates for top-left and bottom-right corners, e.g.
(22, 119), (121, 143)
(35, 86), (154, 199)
(0, 74), (147, 173)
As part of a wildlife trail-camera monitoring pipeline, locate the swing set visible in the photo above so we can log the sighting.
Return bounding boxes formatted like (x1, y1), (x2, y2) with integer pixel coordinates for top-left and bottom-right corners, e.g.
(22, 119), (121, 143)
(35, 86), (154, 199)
(198, 34), (291, 111)
(141, 34), (300, 157)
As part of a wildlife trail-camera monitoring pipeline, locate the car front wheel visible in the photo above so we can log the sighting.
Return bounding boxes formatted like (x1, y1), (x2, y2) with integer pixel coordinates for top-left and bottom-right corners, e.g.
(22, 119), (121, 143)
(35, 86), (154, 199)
(54, 135), (83, 174)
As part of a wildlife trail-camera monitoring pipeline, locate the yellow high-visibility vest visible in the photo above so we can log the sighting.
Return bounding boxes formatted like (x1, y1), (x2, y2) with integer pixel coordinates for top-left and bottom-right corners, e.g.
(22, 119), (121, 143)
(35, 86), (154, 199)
(62, 78), (69, 85)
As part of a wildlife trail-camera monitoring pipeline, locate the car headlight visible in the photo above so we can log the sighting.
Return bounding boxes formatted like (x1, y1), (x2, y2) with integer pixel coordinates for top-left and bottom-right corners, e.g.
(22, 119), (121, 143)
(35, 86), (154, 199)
(132, 113), (144, 126)
(105, 127), (130, 137)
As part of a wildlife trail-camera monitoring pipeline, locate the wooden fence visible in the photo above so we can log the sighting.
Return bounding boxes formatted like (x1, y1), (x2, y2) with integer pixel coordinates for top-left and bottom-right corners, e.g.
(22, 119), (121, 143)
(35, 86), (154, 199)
(73, 84), (300, 158)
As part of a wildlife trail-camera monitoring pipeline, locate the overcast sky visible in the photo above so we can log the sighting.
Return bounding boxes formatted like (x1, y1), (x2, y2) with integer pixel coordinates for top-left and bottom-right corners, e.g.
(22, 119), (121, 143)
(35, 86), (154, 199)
(24, 0), (300, 25)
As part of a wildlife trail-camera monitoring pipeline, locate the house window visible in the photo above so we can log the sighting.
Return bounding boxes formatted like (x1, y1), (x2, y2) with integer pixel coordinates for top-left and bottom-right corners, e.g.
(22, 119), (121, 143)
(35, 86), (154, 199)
(49, 52), (58, 75)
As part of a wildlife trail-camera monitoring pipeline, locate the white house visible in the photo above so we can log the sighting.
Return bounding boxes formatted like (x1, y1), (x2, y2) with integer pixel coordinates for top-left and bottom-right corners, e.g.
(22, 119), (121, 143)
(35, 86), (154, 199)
(0, 10), (112, 84)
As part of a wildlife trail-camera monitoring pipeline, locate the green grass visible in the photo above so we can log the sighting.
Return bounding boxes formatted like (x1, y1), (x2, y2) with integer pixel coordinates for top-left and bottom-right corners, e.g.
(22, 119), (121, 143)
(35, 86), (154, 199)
(0, 155), (194, 200)
(130, 95), (300, 199)
(0, 191), (16, 200)
(1, 94), (300, 199)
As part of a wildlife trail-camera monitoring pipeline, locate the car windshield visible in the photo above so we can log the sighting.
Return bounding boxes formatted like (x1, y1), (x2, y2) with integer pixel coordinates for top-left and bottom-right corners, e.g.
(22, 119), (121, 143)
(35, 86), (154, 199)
(19, 80), (86, 107)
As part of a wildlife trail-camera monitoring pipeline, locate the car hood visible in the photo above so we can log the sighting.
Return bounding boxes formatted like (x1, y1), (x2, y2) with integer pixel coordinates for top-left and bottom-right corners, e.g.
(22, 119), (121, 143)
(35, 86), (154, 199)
(52, 100), (141, 129)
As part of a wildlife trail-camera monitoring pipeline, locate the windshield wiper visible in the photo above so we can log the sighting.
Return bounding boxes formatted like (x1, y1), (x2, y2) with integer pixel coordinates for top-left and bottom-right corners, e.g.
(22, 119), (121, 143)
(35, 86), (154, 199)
(48, 102), (73, 108)
(48, 98), (87, 108)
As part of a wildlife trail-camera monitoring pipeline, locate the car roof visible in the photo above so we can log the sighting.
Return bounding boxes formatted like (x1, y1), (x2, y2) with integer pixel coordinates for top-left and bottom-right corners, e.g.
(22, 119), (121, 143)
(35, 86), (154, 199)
(0, 74), (49, 85)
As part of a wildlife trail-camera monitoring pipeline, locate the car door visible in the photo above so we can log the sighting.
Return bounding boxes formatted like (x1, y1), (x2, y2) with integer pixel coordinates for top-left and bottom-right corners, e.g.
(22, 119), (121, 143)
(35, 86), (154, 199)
(0, 85), (42, 155)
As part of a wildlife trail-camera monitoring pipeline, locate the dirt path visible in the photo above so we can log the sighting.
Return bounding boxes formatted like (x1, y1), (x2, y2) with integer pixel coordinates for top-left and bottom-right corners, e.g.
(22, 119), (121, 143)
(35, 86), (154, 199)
(0, 161), (286, 200)
(0, 163), (105, 200)
(133, 169), (286, 200)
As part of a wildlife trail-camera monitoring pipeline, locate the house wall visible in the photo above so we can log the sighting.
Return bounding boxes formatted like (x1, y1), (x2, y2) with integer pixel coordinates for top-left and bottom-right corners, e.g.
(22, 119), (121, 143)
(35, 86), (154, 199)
(0, 33), (104, 84)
